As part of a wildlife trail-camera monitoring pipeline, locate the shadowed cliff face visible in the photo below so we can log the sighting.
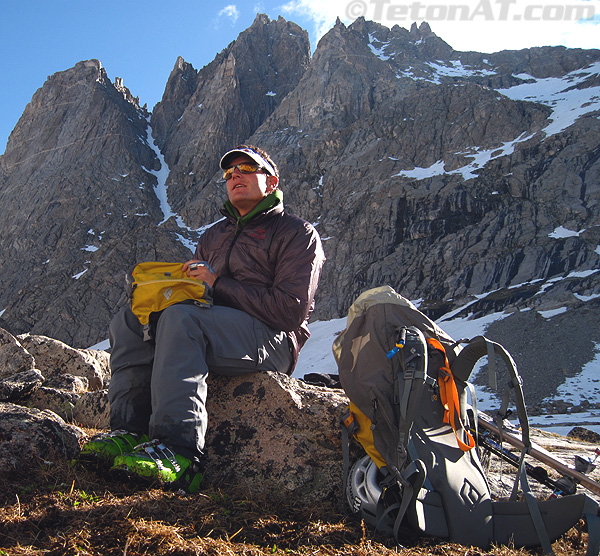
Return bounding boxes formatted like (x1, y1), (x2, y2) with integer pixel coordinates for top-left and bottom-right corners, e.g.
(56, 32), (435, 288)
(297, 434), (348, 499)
(0, 14), (599, 379)
(246, 20), (600, 322)
(0, 59), (189, 347)
(150, 14), (311, 221)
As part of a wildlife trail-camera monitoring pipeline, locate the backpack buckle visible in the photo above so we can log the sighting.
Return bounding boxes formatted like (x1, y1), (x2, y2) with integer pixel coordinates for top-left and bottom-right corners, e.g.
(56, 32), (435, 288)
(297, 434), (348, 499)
(341, 409), (359, 436)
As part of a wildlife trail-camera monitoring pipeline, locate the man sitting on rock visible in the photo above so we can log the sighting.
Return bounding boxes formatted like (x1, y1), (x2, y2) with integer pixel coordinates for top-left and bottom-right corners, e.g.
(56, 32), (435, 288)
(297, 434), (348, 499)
(80, 145), (325, 492)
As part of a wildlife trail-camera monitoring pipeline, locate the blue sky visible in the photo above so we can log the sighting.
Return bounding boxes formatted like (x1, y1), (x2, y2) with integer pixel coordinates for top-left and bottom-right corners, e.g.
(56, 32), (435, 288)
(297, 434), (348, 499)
(1, 0), (599, 155)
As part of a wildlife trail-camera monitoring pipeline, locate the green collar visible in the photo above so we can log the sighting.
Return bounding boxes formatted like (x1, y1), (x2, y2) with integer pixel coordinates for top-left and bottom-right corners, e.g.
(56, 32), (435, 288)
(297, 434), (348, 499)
(224, 190), (283, 227)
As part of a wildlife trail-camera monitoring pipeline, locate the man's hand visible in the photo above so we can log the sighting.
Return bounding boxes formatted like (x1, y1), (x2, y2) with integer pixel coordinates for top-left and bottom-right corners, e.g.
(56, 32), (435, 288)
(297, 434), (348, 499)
(183, 260), (218, 287)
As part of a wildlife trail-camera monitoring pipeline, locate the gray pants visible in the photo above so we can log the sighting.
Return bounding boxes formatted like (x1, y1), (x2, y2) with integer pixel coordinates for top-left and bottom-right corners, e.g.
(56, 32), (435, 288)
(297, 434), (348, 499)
(108, 303), (293, 457)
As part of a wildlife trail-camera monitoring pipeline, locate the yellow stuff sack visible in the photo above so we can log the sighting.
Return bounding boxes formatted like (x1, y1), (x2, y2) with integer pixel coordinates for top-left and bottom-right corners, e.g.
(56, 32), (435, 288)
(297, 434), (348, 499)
(127, 262), (212, 334)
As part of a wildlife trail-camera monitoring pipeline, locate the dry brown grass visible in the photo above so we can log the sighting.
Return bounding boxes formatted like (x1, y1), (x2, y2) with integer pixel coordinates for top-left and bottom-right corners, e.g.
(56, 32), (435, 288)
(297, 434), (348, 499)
(0, 457), (591, 556)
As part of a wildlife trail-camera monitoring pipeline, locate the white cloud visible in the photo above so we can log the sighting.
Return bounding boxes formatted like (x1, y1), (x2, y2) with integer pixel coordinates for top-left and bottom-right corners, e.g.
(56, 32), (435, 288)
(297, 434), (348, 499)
(281, 0), (341, 43)
(282, 0), (600, 53)
(218, 4), (240, 24)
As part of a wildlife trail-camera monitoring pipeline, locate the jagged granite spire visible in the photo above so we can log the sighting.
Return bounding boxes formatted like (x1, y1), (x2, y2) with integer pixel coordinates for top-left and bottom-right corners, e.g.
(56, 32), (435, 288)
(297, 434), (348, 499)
(150, 14), (311, 222)
(0, 59), (190, 345)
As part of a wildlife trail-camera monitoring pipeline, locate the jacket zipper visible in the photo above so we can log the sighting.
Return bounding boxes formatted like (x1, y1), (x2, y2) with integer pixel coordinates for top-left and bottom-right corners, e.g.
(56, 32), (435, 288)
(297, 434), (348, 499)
(224, 225), (242, 277)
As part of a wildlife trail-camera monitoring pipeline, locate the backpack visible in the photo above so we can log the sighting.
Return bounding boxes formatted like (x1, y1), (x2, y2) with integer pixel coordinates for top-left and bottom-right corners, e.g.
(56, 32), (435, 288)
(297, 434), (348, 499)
(334, 285), (600, 554)
(126, 262), (212, 340)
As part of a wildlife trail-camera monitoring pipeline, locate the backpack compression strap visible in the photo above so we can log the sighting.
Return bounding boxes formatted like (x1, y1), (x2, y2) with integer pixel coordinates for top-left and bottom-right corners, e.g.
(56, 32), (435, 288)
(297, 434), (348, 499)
(427, 338), (475, 452)
(451, 336), (561, 552)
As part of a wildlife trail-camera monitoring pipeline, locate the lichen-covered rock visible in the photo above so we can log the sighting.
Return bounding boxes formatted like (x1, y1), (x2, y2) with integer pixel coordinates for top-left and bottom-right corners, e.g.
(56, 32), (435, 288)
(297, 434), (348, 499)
(0, 368), (44, 402)
(83, 349), (111, 381)
(17, 334), (109, 391)
(203, 371), (356, 506)
(44, 373), (89, 393)
(0, 326), (354, 504)
(72, 389), (110, 429)
(0, 328), (35, 378)
(0, 359), (355, 505)
(568, 427), (600, 444)
(24, 386), (79, 421)
(0, 402), (84, 470)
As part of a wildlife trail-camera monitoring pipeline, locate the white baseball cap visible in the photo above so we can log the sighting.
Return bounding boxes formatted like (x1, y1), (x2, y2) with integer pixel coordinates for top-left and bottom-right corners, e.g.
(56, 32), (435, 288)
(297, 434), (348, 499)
(219, 146), (278, 177)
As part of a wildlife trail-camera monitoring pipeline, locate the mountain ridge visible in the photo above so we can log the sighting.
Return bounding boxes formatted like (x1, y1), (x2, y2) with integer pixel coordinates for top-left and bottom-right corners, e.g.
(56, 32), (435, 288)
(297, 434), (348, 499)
(0, 15), (598, 398)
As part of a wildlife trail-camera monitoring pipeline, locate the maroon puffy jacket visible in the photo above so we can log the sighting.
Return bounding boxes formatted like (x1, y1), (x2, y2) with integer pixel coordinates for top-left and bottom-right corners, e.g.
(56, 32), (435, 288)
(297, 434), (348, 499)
(194, 194), (325, 373)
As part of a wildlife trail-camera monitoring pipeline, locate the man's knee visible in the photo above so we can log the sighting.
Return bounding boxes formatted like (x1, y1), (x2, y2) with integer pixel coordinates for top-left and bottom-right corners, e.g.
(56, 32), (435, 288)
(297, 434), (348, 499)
(109, 306), (155, 372)
(152, 304), (214, 346)
(109, 305), (141, 337)
(158, 303), (206, 328)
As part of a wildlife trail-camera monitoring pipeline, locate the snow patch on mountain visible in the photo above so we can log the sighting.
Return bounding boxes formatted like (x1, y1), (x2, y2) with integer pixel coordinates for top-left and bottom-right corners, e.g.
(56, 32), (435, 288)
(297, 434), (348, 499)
(497, 61), (600, 137)
(549, 226), (587, 239)
(142, 120), (208, 252)
(427, 60), (497, 81)
(394, 132), (533, 181)
(143, 122), (177, 226)
(393, 62), (600, 181)
(368, 34), (390, 60)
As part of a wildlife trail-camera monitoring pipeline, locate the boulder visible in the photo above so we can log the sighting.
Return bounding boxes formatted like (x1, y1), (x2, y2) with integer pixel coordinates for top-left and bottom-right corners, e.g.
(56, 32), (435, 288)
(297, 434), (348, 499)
(0, 402), (84, 471)
(0, 325), (112, 426)
(18, 333), (110, 390)
(72, 389), (110, 429)
(568, 427), (600, 444)
(0, 368), (44, 402)
(203, 371), (354, 505)
(24, 386), (80, 422)
(0, 327), (35, 378)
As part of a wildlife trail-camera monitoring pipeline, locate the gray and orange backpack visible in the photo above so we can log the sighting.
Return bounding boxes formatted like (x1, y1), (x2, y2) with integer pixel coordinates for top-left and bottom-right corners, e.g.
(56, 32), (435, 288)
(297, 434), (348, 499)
(334, 286), (600, 555)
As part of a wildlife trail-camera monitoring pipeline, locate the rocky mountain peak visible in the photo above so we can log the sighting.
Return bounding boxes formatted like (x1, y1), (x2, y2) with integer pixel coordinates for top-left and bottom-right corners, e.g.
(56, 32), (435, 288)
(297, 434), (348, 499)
(251, 12), (270, 26)
(114, 76), (143, 110)
(0, 54), (188, 346)
(4, 59), (106, 163)
(411, 21), (432, 37)
(150, 13), (311, 223)
(264, 16), (400, 137)
(149, 56), (199, 148)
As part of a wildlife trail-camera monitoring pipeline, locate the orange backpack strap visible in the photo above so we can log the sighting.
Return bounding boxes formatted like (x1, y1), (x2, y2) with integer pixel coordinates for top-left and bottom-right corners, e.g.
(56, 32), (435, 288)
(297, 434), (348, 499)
(427, 338), (475, 452)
